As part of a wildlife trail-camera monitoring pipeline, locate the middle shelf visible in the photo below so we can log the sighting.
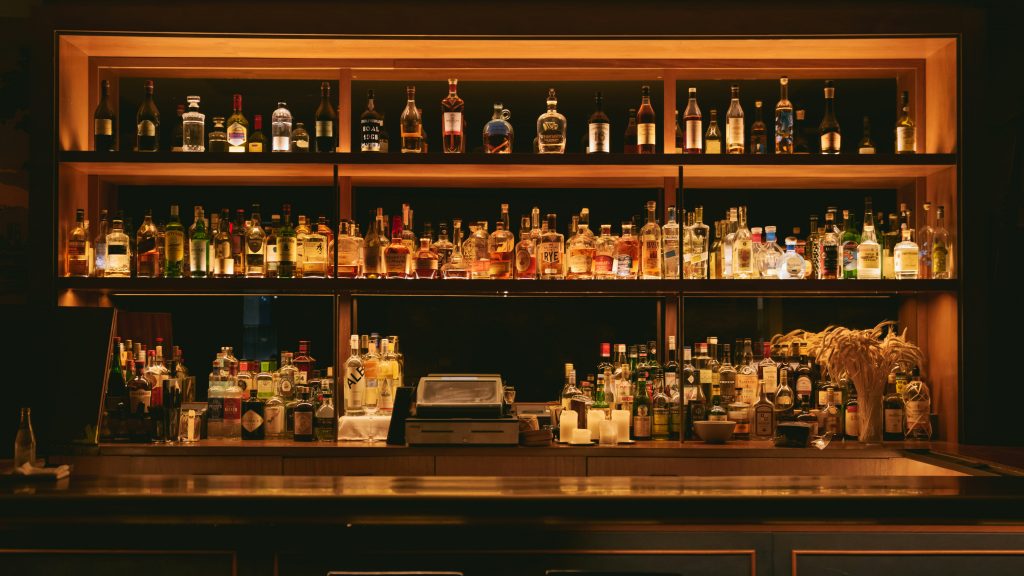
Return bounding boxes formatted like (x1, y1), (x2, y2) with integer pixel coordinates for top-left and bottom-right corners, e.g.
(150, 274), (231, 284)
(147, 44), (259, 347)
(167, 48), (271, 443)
(57, 277), (958, 297)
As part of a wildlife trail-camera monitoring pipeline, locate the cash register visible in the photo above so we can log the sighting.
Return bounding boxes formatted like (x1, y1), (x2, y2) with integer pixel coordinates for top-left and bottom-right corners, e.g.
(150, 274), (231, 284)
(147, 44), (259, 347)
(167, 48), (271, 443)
(405, 374), (519, 445)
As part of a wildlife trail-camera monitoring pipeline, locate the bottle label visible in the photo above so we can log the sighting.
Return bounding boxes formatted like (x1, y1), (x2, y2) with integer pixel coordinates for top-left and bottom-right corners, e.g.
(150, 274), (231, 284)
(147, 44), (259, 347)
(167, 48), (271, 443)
(588, 123), (610, 153)
(273, 136), (291, 152)
(568, 252), (592, 274)
(884, 407), (903, 433)
(241, 409), (263, 432)
(67, 239), (86, 257)
(699, 369), (712, 386)
(223, 397), (241, 422)
(227, 123), (247, 146)
(264, 405), (285, 434)
(248, 142), (263, 153)
(896, 126), (915, 153)
(614, 254), (632, 276)
(166, 231), (184, 262)
(129, 389), (151, 413)
(754, 407), (773, 437)
(637, 123), (656, 146)
(304, 237), (325, 263)
(736, 372), (757, 393)
(796, 375), (812, 395)
(540, 242), (562, 266)
(643, 240), (659, 270)
(138, 120), (156, 137)
(593, 254), (613, 274)
(416, 257), (438, 271)
(189, 239), (208, 272)
(845, 405), (860, 437)
(443, 112), (463, 135)
(95, 118), (113, 136)
(267, 242), (279, 264)
(385, 251), (409, 273)
(843, 244), (858, 273)
(633, 412), (651, 438)
(897, 250), (919, 273)
(652, 408), (669, 437)
(818, 389), (829, 407)
(705, 140), (721, 154)
(727, 118), (744, 148)
(361, 119), (382, 152)
(762, 366), (778, 393)
(316, 121), (333, 138)
(685, 120), (702, 150)
(820, 132), (841, 152)
(294, 411), (313, 436)
(858, 244), (880, 275)
(278, 238), (296, 263)
(515, 247), (536, 277)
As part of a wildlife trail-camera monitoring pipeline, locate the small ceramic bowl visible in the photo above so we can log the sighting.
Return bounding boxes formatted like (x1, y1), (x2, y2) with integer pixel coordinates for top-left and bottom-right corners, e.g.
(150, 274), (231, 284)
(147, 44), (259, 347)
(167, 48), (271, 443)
(694, 420), (737, 444)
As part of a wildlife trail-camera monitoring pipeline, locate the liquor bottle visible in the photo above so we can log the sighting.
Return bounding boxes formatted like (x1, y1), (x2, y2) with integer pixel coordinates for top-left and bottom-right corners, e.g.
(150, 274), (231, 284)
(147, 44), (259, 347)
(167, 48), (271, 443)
(857, 198), (882, 279)
(362, 209), (385, 279)
(265, 214), (281, 278)
(623, 108), (638, 154)
(682, 87), (702, 154)
(757, 342), (779, 401)
(732, 206), (754, 279)
(716, 344), (736, 404)
(236, 360), (254, 397)
(66, 209), (90, 277)
(662, 206), (680, 279)
(566, 215), (596, 280)
(93, 210), (109, 277)
(840, 209), (860, 279)
(895, 90), (916, 154)
(135, 80), (160, 152)
(441, 78), (465, 153)
(537, 88), (567, 154)
(340, 335), (366, 416)
(651, 371), (670, 440)
(774, 371), (795, 420)
(725, 85), (744, 154)
(241, 390), (265, 440)
(400, 86), (423, 153)
(903, 368), (932, 440)
(466, 221), (490, 279)
(592, 224), (616, 279)
(758, 226), (784, 279)
(208, 116), (228, 152)
(893, 225), (920, 279)
(819, 81), (841, 154)
(162, 205), (184, 278)
(639, 200), (663, 279)
(414, 237), (439, 279)
(513, 216), (538, 279)
(686, 373), (707, 440)
(674, 111), (684, 153)
(794, 353), (814, 407)
(178, 95), (205, 152)
(632, 373), (652, 440)
(820, 385), (842, 436)
(315, 388), (337, 441)
(818, 210), (840, 279)
(271, 102), (292, 152)
(613, 223), (639, 279)
(919, 202), (934, 279)
(315, 81), (337, 153)
(775, 76), (794, 154)
(883, 372), (905, 440)
(931, 206), (951, 279)
(302, 217), (328, 278)
(94, 80), (116, 151)
(587, 91), (610, 154)
(102, 218), (130, 277)
(171, 104), (185, 152)
(292, 386), (315, 441)
(248, 114), (266, 152)
(704, 110), (722, 154)
(858, 116), (876, 154)
(750, 101), (767, 154)
(560, 369), (582, 412)
(222, 364), (242, 440)
(226, 94), (249, 153)
(292, 122), (310, 152)
(189, 206), (209, 278)
(734, 339), (757, 406)
(779, 235), (805, 279)
(687, 207), (709, 279)
(636, 85), (657, 154)
(355, 90), (382, 152)
(483, 103), (514, 153)
(843, 385), (860, 440)
(127, 358), (152, 418)
(721, 208), (738, 278)
(277, 204), (298, 278)
(384, 215), (411, 279)
(539, 214), (565, 279)
(245, 204), (266, 278)
(399, 205), (416, 259)
(793, 109), (811, 153)
(751, 377), (775, 440)
(432, 223), (455, 270)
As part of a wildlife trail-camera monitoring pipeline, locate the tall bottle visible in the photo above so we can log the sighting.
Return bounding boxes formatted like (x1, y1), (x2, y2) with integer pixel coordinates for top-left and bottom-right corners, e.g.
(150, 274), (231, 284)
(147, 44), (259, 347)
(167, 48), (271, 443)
(363, 208), (386, 279)
(343, 335), (365, 415)
(931, 206), (951, 279)
(750, 101), (767, 154)
(636, 85), (657, 154)
(774, 76), (794, 154)
(277, 204), (298, 278)
(441, 78), (465, 153)
(537, 88), (567, 154)
(489, 204), (515, 279)
(94, 80), (116, 151)
(400, 86), (423, 153)
(65, 209), (90, 277)
(14, 408), (35, 467)
(662, 206), (680, 280)
(213, 210), (234, 277)
(244, 204), (266, 278)
(732, 206), (754, 279)
(818, 210), (840, 279)
(623, 108), (638, 154)
(819, 81), (841, 154)
(539, 214), (565, 280)
(359, 91), (383, 152)
(104, 218), (130, 277)
(682, 87), (702, 154)
(639, 200), (663, 279)
(725, 85), (744, 154)
(704, 110), (722, 154)
(895, 90), (916, 154)
(632, 372), (652, 440)
(857, 198), (881, 279)
(272, 102), (292, 152)
(135, 80), (160, 152)
(226, 93), (249, 153)
(587, 91), (611, 154)
(164, 205), (185, 278)
(384, 215), (411, 279)
(840, 209), (860, 279)
(93, 210), (109, 277)
(188, 206), (209, 278)
(315, 81), (337, 153)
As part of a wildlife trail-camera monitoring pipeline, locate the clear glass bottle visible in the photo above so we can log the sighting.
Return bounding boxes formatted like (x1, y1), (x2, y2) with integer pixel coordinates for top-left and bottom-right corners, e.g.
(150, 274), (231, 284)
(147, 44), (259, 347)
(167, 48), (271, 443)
(414, 237), (439, 279)
(840, 209), (860, 279)
(399, 85), (423, 153)
(931, 206), (952, 279)
(636, 85), (657, 154)
(594, 224), (617, 279)
(400, 204), (417, 257)
(432, 223), (455, 270)
(14, 407), (36, 467)
(212, 209), (233, 277)
(101, 217), (129, 278)
(271, 101), (292, 152)
(919, 202), (935, 279)
(819, 80), (841, 154)
(182, 95), (205, 152)
(483, 103), (514, 154)
(466, 221), (490, 279)
(639, 200), (663, 279)
(688, 207), (710, 279)
(903, 368), (932, 440)
(751, 378), (776, 440)
(587, 91), (611, 153)
(818, 210), (840, 279)
(488, 206), (515, 279)
(208, 116), (228, 152)
(226, 93), (248, 153)
(704, 110), (722, 154)
(758, 226), (785, 279)
(186, 206), (207, 278)
(732, 206), (754, 279)
(859, 116), (877, 154)
(722, 207), (738, 279)
(895, 90), (916, 154)
(750, 100), (767, 154)
(774, 371), (796, 420)
(135, 80), (160, 152)
(441, 78), (465, 153)
(566, 215), (596, 280)
(614, 223), (640, 279)
(775, 76), (794, 154)
(779, 236), (805, 279)
(893, 225), (920, 279)
(442, 219), (471, 279)
(244, 204), (266, 278)
(93, 209), (109, 277)
(537, 88), (567, 154)
(363, 208), (385, 279)
(726, 85), (745, 154)
(857, 198), (882, 279)
(682, 87), (702, 154)
(662, 206), (680, 280)
(539, 214), (565, 279)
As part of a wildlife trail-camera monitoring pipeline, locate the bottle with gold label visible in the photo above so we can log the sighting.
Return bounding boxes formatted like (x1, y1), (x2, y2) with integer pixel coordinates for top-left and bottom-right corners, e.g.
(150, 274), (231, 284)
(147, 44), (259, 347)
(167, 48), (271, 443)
(895, 90), (916, 154)
(819, 81), (841, 154)
(639, 201), (663, 279)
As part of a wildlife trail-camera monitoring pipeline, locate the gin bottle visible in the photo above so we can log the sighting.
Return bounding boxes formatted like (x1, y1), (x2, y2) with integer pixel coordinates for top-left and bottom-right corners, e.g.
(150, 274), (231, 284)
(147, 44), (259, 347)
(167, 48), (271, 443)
(181, 95), (205, 152)
(893, 225), (920, 279)
(536, 88), (567, 154)
(272, 102), (292, 152)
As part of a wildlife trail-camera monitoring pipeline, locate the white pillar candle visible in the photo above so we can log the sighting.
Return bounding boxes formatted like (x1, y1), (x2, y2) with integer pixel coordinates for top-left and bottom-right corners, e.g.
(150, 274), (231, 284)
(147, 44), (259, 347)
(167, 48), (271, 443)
(572, 428), (591, 444)
(611, 409), (630, 442)
(599, 419), (618, 445)
(587, 409), (606, 438)
(559, 409), (578, 442)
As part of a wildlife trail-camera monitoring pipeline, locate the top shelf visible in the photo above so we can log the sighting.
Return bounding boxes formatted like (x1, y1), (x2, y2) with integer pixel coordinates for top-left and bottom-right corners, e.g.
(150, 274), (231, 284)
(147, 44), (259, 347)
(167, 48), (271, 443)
(59, 151), (956, 188)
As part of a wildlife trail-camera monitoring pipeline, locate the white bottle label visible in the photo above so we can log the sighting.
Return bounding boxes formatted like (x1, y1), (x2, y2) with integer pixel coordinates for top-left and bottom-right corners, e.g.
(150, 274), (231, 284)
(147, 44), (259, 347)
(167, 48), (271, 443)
(189, 239), (208, 272)
(95, 118), (113, 136)
(638, 123), (656, 146)
(241, 410), (263, 432)
(264, 405), (285, 434)
(138, 120), (156, 137)
(896, 126), (915, 153)
(884, 408), (903, 433)
(685, 120), (702, 151)
(443, 112), (463, 135)
(589, 123), (610, 153)
(316, 121), (333, 138)
(727, 118), (744, 148)
(273, 136), (291, 152)
(821, 132), (841, 152)
(227, 122), (247, 146)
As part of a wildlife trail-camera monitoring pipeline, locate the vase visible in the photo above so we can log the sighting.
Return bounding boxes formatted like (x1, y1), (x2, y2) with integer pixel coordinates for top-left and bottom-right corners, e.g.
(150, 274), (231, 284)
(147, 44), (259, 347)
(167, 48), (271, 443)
(858, 389), (883, 444)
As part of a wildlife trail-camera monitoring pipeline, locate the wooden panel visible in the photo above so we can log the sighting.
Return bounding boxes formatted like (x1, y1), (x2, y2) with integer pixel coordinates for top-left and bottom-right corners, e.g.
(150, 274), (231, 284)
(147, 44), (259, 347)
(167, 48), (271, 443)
(0, 550), (237, 576)
(48, 454), (133, 475)
(585, 457), (949, 476)
(58, 164), (89, 277)
(793, 550), (1024, 576)
(58, 38), (90, 151)
(337, 69), (352, 153)
(926, 166), (958, 276)
(925, 39), (958, 153)
(130, 456), (282, 475)
(925, 293), (959, 442)
(283, 456), (434, 476)
(435, 456), (586, 477)
(62, 161), (335, 186)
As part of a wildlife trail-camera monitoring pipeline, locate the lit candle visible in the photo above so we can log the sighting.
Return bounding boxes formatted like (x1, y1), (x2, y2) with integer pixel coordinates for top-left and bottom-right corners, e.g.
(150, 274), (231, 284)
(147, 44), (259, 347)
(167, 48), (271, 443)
(599, 419), (618, 445)
(587, 409), (606, 438)
(611, 409), (630, 442)
(572, 428), (591, 444)
(559, 409), (578, 442)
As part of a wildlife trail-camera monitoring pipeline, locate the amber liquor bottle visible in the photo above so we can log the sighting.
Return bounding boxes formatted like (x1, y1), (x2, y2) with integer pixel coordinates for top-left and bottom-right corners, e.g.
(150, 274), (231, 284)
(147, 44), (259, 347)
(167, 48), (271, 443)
(441, 78), (465, 153)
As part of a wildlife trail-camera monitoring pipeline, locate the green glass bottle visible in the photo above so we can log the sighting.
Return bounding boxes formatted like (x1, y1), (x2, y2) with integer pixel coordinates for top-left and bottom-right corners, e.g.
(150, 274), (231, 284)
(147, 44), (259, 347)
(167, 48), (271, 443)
(188, 206), (209, 278)
(277, 204), (298, 278)
(632, 373), (652, 440)
(164, 204), (185, 278)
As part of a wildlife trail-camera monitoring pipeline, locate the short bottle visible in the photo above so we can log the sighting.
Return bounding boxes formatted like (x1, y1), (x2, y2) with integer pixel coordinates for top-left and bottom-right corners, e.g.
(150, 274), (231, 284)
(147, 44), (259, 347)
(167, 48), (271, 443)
(241, 390), (265, 440)
(293, 386), (315, 442)
(248, 114), (266, 152)
(315, 389), (337, 441)
(414, 237), (439, 279)
(513, 216), (538, 280)
(623, 108), (638, 154)
(893, 225), (920, 279)
(292, 122), (310, 152)
(208, 116), (228, 152)
(14, 407), (36, 467)
(858, 116), (876, 154)
(483, 103), (514, 153)
(613, 223), (640, 279)
(537, 88), (567, 153)
(181, 95), (205, 152)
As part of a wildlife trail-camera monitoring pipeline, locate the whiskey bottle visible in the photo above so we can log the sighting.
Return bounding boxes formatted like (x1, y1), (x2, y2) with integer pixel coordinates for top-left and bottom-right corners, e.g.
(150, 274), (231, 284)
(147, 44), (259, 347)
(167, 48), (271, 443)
(135, 80), (160, 152)
(565, 215), (595, 280)
(623, 108), (638, 154)
(164, 205), (185, 278)
(931, 206), (951, 279)
(315, 81), (337, 153)
(750, 101), (767, 154)
(384, 215), (411, 279)
(682, 87), (702, 154)
(632, 373), (652, 440)
(613, 223), (639, 279)
(66, 209), (90, 277)
(248, 114), (266, 152)
(636, 85), (657, 154)
(105, 218), (131, 278)
(245, 204), (266, 278)
(513, 216), (538, 279)
(188, 206), (210, 278)
(819, 81), (841, 154)
(895, 90), (916, 154)
(539, 214), (565, 279)
(593, 224), (616, 279)
(858, 116), (876, 154)
(400, 86), (423, 154)
(587, 91), (610, 154)
(844, 385), (860, 440)
(301, 217), (328, 278)
(94, 80), (116, 152)
(483, 103), (514, 153)
(639, 200), (663, 279)
(272, 102), (292, 152)
(704, 110), (722, 154)
(757, 342), (779, 401)
(241, 390), (265, 440)
(674, 110), (684, 153)
(226, 94), (249, 153)
(857, 198), (881, 279)
(725, 85), (744, 154)
(277, 205), (298, 278)
(363, 209), (385, 279)
(883, 373), (905, 440)
(441, 78), (465, 153)
(537, 88), (567, 154)
(774, 76), (794, 154)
